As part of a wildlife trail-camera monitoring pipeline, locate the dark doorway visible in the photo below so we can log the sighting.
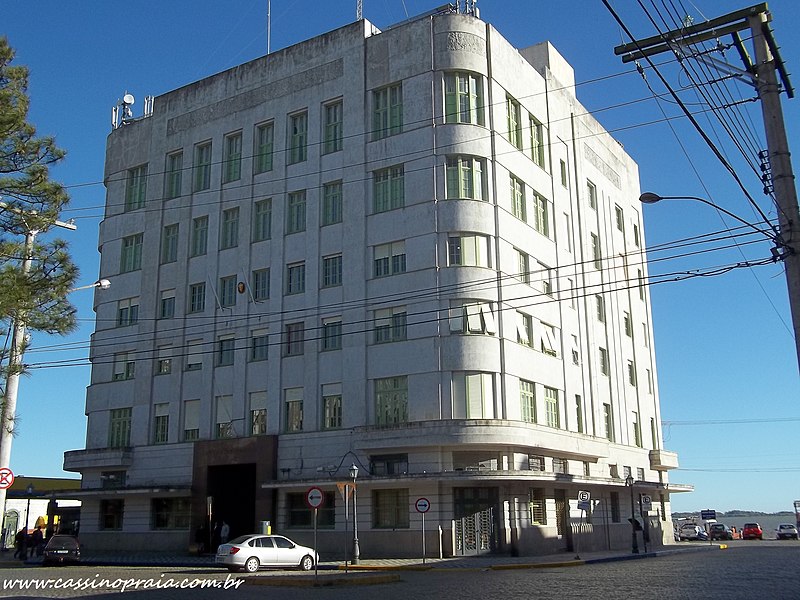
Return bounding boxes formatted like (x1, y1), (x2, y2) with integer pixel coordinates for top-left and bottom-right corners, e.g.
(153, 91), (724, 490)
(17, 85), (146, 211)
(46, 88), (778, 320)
(208, 463), (256, 541)
(453, 487), (499, 554)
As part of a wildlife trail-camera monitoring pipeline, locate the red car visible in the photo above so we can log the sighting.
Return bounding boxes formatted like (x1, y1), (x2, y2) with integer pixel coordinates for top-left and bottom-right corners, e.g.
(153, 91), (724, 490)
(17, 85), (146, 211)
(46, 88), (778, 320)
(742, 523), (763, 540)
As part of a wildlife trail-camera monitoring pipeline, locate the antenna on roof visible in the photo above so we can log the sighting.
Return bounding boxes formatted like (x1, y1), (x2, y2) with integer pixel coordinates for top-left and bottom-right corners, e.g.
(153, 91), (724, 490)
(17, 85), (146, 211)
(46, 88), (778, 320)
(267, 0), (271, 54)
(357, 0), (362, 20)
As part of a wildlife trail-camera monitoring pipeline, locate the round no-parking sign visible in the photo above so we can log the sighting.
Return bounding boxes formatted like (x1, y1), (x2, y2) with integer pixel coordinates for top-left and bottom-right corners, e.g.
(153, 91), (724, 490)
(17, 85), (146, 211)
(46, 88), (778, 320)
(0, 468), (14, 490)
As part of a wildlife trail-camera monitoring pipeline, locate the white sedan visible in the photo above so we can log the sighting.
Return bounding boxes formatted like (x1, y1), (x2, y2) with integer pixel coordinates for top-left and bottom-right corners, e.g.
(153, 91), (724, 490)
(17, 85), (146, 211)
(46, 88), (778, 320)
(216, 534), (318, 572)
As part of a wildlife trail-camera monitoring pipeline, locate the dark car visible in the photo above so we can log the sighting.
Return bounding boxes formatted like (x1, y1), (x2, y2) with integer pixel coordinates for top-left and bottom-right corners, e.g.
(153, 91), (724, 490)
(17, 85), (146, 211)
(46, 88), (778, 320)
(709, 523), (733, 541)
(742, 523), (763, 540)
(42, 535), (80, 566)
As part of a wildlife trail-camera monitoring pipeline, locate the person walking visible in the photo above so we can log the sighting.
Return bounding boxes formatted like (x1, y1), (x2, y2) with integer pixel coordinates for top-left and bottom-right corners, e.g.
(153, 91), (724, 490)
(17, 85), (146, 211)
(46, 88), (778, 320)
(220, 521), (230, 544)
(13, 528), (25, 559)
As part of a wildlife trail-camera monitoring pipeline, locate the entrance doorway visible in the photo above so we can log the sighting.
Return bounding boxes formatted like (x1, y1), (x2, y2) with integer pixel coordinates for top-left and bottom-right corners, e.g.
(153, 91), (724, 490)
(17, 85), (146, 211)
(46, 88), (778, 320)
(207, 463), (256, 541)
(453, 487), (499, 555)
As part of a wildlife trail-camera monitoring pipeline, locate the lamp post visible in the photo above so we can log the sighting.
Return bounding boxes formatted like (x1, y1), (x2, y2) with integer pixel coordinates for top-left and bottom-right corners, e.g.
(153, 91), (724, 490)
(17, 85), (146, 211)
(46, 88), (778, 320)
(349, 464), (360, 564)
(21, 483), (34, 560)
(625, 475), (639, 554)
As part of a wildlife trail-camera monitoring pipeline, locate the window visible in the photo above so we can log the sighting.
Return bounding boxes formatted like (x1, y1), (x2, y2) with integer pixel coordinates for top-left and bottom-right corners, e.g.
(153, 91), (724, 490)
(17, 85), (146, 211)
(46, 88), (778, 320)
(642, 323), (649, 347)
(254, 122), (274, 174)
(251, 331), (269, 361)
(373, 83), (402, 139)
(596, 295), (606, 322)
(576, 395), (584, 434)
(116, 298), (139, 327)
(152, 498), (191, 530)
(215, 395), (233, 438)
(284, 388), (303, 432)
(528, 455), (545, 471)
(286, 190), (306, 234)
(188, 282), (206, 313)
(444, 72), (484, 124)
(322, 318), (342, 351)
(544, 386), (559, 429)
(161, 224), (179, 264)
(646, 368), (653, 394)
(156, 346), (172, 375)
(252, 268), (269, 301)
(516, 249), (530, 283)
(632, 411), (642, 447)
(219, 275), (237, 308)
(165, 152), (183, 199)
(322, 254), (343, 287)
(101, 471), (126, 490)
(287, 492), (335, 528)
(610, 492), (621, 522)
(250, 392), (267, 435)
(587, 180), (597, 209)
(516, 311), (533, 347)
(520, 379), (536, 423)
(599, 347), (609, 375)
(285, 262), (306, 295)
(636, 467), (645, 481)
(373, 241), (406, 277)
(628, 360), (637, 386)
(100, 499), (124, 530)
(370, 454), (408, 476)
(453, 372), (494, 419)
(373, 165), (404, 212)
(446, 156), (485, 200)
(638, 269), (646, 300)
(615, 204), (624, 232)
(185, 340), (202, 371)
(112, 352), (135, 381)
(120, 234), (143, 273)
(529, 488), (546, 525)
(552, 457), (568, 474)
(125, 165), (147, 211)
(252, 199), (272, 242)
(284, 322), (304, 356)
(190, 216), (208, 257)
(539, 263), (553, 296)
(322, 181), (343, 225)
(604, 403), (614, 441)
(621, 311), (632, 337)
(374, 307), (407, 343)
(223, 132), (242, 183)
(372, 489), (409, 528)
(288, 111), (308, 164)
(564, 212), (572, 252)
(633, 223), (641, 247)
(322, 391), (342, 429)
(323, 100), (343, 154)
(194, 142), (212, 191)
(217, 337), (235, 366)
(532, 193), (549, 236)
(510, 175), (526, 221)
(591, 233), (602, 268)
(375, 376), (408, 426)
(108, 407), (132, 447)
(560, 159), (568, 187)
(540, 322), (559, 357)
(448, 234), (489, 267)
(506, 95), (522, 149)
(220, 207), (239, 249)
(153, 403), (169, 444)
(184, 399), (200, 441)
(449, 301), (496, 335)
(530, 116), (545, 168)
(651, 417), (658, 449)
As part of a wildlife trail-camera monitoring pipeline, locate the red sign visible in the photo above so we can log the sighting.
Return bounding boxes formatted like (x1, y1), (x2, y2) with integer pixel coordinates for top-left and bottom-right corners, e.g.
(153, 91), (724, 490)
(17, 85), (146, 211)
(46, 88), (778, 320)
(305, 486), (325, 509)
(0, 468), (14, 490)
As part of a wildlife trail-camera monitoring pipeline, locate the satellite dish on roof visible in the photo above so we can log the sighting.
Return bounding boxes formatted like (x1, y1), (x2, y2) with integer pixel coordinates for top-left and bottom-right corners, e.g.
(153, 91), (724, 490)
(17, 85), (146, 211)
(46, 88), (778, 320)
(123, 93), (135, 105)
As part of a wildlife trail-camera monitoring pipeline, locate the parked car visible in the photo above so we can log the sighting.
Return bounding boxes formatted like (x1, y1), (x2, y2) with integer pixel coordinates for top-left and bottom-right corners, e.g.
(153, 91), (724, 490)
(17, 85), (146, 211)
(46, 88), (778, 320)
(742, 523), (763, 540)
(709, 523), (734, 541)
(42, 535), (81, 566)
(216, 534), (318, 573)
(775, 523), (799, 540)
(679, 523), (708, 541)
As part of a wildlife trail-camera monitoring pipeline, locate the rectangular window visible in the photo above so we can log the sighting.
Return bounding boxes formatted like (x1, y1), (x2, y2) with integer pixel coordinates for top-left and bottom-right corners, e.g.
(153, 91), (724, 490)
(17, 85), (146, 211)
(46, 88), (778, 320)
(250, 331), (269, 361)
(112, 352), (135, 381)
(449, 301), (496, 335)
(188, 283), (206, 313)
(514, 248), (530, 284)
(544, 386), (559, 429)
(190, 216), (208, 257)
(254, 122), (274, 174)
(610, 492), (621, 522)
(596, 295), (606, 322)
(445, 156), (485, 201)
(576, 395), (584, 434)
(223, 132), (242, 183)
(120, 234), (143, 273)
(529, 488), (546, 525)
(372, 489), (409, 528)
(322, 392), (342, 429)
(623, 312), (633, 337)
(125, 165), (147, 211)
(322, 254), (343, 287)
(632, 411), (642, 447)
(506, 95), (522, 149)
(638, 269), (646, 300)
(156, 346), (172, 375)
(444, 72), (484, 125)
(374, 307), (407, 343)
(217, 337), (235, 366)
(647, 368), (653, 394)
(628, 360), (637, 386)
(615, 204), (624, 232)
(252, 198), (272, 242)
(185, 340), (202, 371)
(539, 263), (553, 296)
(520, 379), (535, 423)
(529, 455), (545, 471)
(215, 395), (233, 438)
(633, 223), (641, 247)
(194, 142), (212, 191)
(516, 311), (533, 347)
(599, 347), (609, 375)
(510, 175), (526, 222)
(286, 191), (306, 234)
(322, 181), (343, 225)
(252, 268), (270, 301)
(152, 498), (191, 530)
(560, 159), (568, 187)
(552, 457), (568, 474)
(452, 372), (494, 419)
(448, 234), (489, 267)
(370, 454), (408, 475)
(322, 318), (342, 351)
(642, 323), (649, 347)
(287, 492), (335, 528)
(153, 403), (169, 444)
(165, 151), (183, 199)
(108, 407), (132, 447)
(323, 100), (343, 154)
(532, 193), (549, 237)
(183, 399), (200, 441)
(375, 376), (408, 426)
(591, 233), (602, 268)
(250, 391), (267, 435)
(530, 116), (545, 168)
(373, 166), (404, 213)
(373, 83), (403, 139)
(540, 322), (559, 357)
(219, 275), (237, 308)
(161, 224), (179, 264)
(116, 298), (139, 327)
(587, 180), (597, 209)
(284, 322), (304, 356)
(288, 111), (308, 164)
(220, 207), (239, 249)
(284, 388), (303, 432)
(100, 499), (124, 530)
(604, 403), (614, 441)
(285, 262), (306, 295)
(373, 241), (406, 277)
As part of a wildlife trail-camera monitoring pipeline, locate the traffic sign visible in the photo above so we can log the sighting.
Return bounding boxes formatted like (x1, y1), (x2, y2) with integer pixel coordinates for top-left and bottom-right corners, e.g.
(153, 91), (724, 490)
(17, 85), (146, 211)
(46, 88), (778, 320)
(0, 468), (13, 490)
(640, 494), (653, 511)
(701, 509), (716, 521)
(577, 490), (591, 502)
(305, 486), (325, 509)
(336, 481), (355, 501)
(415, 497), (431, 513)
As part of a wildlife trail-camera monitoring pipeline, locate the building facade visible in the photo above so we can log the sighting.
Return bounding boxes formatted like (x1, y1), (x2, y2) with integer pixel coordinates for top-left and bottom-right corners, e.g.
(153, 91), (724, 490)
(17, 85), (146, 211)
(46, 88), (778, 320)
(65, 7), (686, 556)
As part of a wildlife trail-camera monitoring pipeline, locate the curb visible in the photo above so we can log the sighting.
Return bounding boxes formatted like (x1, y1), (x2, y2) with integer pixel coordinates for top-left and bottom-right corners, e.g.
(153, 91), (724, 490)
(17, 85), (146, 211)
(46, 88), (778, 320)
(245, 573), (402, 587)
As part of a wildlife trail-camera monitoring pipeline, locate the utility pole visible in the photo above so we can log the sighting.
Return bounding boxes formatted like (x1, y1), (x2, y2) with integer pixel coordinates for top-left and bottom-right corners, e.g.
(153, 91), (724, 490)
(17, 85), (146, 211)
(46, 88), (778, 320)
(612, 3), (800, 374)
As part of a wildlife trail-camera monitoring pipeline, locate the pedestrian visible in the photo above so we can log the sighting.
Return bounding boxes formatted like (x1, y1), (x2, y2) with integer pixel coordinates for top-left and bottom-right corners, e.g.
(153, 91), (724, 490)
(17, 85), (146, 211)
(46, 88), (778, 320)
(13, 528), (25, 559)
(29, 526), (43, 558)
(211, 521), (221, 551)
(220, 521), (230, 544)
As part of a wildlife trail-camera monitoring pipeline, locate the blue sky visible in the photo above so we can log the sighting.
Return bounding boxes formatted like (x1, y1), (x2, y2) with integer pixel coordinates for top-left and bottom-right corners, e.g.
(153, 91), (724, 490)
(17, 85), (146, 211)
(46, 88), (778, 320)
(3, 0), (798, 513)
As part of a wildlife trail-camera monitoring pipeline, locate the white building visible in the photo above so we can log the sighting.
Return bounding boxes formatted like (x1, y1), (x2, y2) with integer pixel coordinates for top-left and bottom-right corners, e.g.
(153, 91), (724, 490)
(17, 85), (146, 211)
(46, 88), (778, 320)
(65, 5), (686, 556)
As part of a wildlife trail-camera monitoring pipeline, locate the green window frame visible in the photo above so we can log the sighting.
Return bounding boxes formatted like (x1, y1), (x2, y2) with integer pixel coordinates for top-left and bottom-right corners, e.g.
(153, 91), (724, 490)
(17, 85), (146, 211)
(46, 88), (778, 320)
(520, 379), (536, 423)
(323, 100), (343, 154)
(375, 376), (408, 426)
(288, 111), (308, 164)
(193, 142), (212, 191)
(253, 198), (272, 242)
(254, 122), (274, 173)
(444, 72), (484, 125)
(108, 407), (132, 448)
(125, 165), (147, 211)
(165, 151), (182, 199)
(120, 234), (143, 273)
(373, 83), (403, 139)
(373, 166), (404, 213)
(223, 132), (242, 183)
(446, 156), (485, 200)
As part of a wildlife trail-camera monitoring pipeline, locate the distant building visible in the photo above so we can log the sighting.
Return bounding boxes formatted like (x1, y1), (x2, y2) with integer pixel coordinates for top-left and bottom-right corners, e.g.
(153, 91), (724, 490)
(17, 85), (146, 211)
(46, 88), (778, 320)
(65, 6), (686, 556)
(1, 476), (81, 548)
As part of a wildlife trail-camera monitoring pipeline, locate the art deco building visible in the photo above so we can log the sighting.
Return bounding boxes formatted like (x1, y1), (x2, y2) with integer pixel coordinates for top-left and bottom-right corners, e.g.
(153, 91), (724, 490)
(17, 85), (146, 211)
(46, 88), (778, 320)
(65, 5), (685, 555)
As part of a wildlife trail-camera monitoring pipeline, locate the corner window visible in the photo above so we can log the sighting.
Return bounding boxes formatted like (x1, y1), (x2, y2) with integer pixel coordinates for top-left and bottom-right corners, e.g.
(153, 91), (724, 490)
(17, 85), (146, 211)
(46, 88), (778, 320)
(445, 156), (485, 201)
(444, 72), (484, 125)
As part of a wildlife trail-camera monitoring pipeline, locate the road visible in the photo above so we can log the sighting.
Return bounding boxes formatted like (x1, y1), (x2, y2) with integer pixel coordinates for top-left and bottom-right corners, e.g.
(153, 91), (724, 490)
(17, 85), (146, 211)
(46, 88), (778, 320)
(1, 542), (798, 599)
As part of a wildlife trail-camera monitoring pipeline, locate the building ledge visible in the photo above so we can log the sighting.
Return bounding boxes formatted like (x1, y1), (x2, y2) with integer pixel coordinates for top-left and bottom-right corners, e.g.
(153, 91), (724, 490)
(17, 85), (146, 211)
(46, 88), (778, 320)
(63, 447), (133, 472)
(649, 449), (680, 471)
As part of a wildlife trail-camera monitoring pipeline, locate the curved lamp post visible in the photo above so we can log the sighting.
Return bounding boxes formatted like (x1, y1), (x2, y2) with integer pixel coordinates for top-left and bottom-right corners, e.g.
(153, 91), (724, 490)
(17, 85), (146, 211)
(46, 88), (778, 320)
(349, 464), (360, 564)
(625, 475), (639, 554)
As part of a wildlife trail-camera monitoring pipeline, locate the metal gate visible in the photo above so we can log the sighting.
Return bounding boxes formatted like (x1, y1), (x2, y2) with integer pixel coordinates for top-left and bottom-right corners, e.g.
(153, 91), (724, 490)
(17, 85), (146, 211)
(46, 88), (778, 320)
(455, 507), (494, 555)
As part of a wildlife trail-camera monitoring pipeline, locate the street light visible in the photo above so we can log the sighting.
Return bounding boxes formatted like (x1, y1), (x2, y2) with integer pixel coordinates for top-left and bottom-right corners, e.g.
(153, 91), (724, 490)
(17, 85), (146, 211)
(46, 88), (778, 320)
(349, 464), (360, 564)
(625, 475), (639, 554)
(70, 279), (111, 293)
(21, 483), (34, 560)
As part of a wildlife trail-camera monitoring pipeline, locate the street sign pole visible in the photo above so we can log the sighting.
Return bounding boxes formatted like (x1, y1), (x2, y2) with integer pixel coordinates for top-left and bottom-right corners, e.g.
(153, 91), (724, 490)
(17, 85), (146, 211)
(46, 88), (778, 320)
(313, 507), (318, 580)
(415, 497), (431, 564)
(422, 511), (426, 564)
